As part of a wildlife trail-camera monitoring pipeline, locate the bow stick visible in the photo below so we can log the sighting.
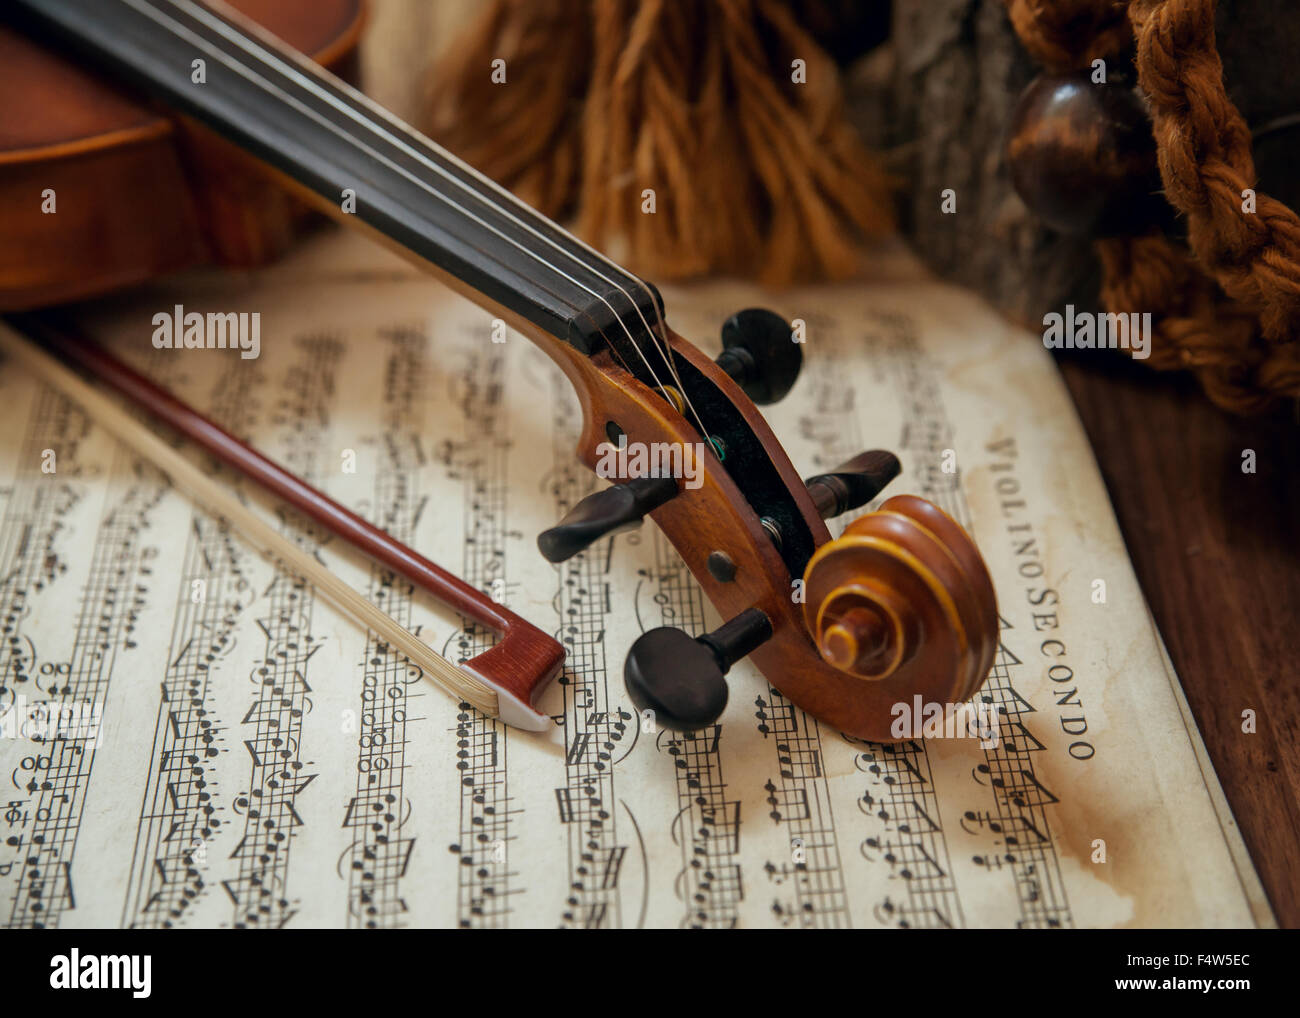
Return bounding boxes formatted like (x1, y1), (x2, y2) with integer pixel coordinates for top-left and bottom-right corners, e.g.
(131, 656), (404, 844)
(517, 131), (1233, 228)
(0, 315), (565, 730)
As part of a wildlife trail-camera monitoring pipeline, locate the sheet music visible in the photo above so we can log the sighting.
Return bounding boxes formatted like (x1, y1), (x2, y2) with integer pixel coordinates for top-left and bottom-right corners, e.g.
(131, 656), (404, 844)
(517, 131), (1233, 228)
(0, 230), (1273, 928)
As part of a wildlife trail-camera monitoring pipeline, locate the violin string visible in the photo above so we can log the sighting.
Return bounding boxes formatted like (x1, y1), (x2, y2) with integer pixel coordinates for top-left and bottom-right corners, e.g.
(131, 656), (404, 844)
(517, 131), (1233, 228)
(182, 0), (713, 447)
(138, 0), (714, 449)
(117, 0), (659, 402)
(186, 0), (711, 444)
(116, 2), (654, 416)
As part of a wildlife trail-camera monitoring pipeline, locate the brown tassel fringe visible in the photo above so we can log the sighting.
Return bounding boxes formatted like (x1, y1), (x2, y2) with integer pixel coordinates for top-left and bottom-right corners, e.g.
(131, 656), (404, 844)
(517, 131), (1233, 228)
(426, 0), (895, 288)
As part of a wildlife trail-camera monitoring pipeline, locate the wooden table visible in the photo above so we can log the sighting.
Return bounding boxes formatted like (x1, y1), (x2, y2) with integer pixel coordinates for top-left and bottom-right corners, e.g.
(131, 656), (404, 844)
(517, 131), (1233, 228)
(1055, 348), (1300, 928)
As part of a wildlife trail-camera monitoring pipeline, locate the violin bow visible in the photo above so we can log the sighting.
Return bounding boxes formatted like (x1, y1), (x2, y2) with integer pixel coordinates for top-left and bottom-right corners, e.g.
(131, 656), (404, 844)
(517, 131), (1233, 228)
(0, 317), (565, 731)
(9, 0), (998, 741)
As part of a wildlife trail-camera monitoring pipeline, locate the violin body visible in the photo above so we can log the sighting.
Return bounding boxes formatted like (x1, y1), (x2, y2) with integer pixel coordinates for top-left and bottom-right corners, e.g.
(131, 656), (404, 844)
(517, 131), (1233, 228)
(0, 0), (364, 309)
(0, 0), (997, 741)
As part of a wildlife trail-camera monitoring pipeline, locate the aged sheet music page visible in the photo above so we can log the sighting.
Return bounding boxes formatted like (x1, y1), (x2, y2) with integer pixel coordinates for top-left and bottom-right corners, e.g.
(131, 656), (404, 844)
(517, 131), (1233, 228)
(0, 230), (1273, 928)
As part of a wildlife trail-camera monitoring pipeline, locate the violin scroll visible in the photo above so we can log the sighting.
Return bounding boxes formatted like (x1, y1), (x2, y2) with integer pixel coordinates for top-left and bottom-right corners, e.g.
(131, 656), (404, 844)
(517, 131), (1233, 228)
(802, 495), (997, 703)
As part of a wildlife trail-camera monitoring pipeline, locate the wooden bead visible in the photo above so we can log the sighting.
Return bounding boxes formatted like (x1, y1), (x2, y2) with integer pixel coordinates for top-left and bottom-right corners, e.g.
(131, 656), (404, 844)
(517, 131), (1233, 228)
(1007, 72), (1159, 236)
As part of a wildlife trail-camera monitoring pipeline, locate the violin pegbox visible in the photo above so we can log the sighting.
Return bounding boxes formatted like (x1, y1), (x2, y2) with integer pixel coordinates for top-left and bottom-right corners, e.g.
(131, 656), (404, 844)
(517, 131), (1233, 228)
(538, 298), (998, 742)
(538, 307), (804, 563)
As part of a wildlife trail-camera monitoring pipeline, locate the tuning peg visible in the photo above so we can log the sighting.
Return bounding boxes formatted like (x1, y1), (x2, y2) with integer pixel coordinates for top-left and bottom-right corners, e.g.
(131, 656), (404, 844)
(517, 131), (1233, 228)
(805, 450), (901, 519)
(624, 608), (773, 731)
(714, 308), (803, 405)
(537, 475), (678, 563)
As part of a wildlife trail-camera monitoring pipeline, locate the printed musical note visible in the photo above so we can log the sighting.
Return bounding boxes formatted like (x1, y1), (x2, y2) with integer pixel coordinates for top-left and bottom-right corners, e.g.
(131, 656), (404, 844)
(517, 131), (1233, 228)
(0, 253), (1260, 929)
(223, 337), (335, 929)
(883, 314), (1072, 929)
(443, 342), (516, 929)
(342, 326), (426, 929)
(756, 688), (850, 928)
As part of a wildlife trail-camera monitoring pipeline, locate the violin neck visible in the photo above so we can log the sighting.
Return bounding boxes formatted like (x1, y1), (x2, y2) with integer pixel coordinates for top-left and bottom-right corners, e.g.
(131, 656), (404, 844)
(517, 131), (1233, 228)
(11, 0), (659, 355)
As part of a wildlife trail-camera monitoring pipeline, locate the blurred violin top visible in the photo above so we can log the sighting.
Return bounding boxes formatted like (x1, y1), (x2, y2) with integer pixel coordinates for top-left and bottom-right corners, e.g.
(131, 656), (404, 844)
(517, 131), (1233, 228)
(0, 0), (363, 311)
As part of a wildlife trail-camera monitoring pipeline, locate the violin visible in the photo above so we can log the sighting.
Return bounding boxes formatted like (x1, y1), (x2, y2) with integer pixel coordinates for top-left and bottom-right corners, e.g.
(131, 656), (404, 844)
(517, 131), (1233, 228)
(1, 0), (996, 742)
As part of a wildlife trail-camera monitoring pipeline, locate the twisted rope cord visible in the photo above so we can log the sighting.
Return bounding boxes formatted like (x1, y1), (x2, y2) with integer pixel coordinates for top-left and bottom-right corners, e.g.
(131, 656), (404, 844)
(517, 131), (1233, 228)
(1006, 0), (1300, 412)
(1004, 0), (1133, 71)
(1130, 0), (1300, 340)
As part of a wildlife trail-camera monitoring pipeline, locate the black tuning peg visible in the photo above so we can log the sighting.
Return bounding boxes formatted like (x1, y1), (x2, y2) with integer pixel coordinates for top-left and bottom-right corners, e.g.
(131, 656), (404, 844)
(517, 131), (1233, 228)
(805, 450), (901, 519)
(537, 475), (678, 563)
(624, 608), (773, 731)
(714, 308), (803, 405)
